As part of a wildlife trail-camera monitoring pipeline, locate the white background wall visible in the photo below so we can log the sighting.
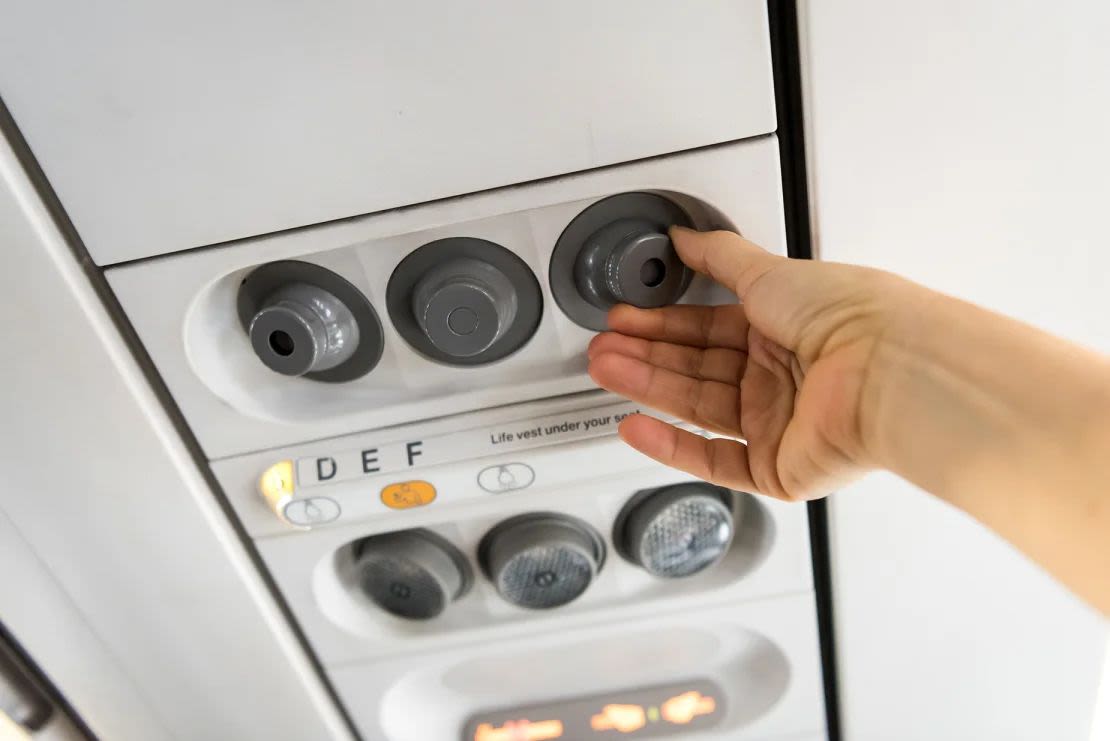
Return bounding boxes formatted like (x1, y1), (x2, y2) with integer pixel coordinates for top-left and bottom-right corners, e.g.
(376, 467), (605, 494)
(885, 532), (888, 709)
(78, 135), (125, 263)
(1094, 650), (1110, 741)
(799, 2), (1109, 739)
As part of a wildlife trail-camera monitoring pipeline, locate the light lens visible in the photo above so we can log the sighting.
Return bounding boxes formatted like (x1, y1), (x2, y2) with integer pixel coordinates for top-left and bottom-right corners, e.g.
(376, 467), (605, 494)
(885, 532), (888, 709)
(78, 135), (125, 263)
(496, 543), (596, 609)
(623, 486), (735, 578)
(361, 554), (446, 619)
(355, 530), (469, 620)
(481, 514), (605, 610)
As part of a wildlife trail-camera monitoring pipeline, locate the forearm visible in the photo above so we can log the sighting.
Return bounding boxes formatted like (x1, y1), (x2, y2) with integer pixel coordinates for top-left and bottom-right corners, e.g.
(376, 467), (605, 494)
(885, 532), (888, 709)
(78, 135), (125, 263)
(865, 281), (1110, 614)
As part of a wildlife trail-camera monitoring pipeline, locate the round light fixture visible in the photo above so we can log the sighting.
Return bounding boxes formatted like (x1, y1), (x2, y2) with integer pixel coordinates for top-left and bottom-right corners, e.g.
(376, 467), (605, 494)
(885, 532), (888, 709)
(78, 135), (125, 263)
(354, 529), (471, 620)
(617, 484), (736, 578)
(479, 513), (605, 610)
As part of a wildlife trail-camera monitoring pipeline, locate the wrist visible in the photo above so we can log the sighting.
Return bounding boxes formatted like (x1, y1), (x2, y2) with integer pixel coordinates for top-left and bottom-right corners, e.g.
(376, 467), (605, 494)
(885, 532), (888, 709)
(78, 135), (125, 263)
(854, 278), (960, 481)
(858, 280), (1107, 501)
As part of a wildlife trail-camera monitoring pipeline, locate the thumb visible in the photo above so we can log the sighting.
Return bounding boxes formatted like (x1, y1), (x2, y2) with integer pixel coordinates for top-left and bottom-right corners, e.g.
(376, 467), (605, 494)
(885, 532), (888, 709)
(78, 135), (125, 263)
(669, 226), (785, 298)
(670, 227), (810, 350)
(670, 227), (895, 360)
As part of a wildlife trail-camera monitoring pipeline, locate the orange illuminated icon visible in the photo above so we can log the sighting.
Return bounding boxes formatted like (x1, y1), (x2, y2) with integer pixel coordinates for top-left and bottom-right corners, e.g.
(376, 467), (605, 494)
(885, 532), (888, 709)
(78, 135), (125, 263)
(473, 719), (564, 741)
(380, 480), (436, 510)
(660, 691), (717, 725)
(589, 704), (647, 733)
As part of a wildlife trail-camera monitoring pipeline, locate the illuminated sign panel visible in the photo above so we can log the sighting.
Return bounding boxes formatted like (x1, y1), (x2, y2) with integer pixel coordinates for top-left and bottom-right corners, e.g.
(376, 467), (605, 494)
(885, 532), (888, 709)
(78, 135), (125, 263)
(463, 680), (724, 740)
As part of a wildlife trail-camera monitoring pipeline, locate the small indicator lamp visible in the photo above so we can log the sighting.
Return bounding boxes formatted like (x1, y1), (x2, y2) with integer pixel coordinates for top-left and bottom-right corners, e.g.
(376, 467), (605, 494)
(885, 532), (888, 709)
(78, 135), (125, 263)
(258, 460), (299, 526)
(380, 480), (437, 510)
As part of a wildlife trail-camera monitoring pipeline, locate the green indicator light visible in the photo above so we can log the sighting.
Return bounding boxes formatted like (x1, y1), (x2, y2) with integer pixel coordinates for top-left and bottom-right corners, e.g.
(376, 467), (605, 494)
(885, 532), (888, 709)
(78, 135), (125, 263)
(647, 706), (660, 723)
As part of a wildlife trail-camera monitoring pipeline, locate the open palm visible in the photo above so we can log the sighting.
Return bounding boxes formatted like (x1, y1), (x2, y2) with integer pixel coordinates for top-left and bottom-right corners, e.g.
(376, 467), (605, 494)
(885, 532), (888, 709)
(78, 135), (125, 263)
(588, 228), (888, 501)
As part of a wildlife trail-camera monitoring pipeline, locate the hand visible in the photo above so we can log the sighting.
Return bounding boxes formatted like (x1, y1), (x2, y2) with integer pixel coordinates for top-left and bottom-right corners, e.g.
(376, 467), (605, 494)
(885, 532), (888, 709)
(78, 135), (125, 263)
(591, 227), (1110, 613)
(588, 227), (912, 501)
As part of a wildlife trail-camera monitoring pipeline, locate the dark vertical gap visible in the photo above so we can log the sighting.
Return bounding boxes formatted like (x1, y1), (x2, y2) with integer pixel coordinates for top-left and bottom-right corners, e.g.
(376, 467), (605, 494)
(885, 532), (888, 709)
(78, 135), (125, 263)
(767, 2), (844, 740)
(0, 96), (363, 740)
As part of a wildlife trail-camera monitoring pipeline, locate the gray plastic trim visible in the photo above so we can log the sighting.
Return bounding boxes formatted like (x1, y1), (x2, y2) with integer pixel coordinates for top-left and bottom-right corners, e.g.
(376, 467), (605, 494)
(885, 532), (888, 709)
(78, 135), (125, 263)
(386, 238), (542, 366)
(353, 529), (473, 620)
(550, 192), (694, 331)
(411, 257), (518, 358)
(237, 261), (384, 383)
(247, 282), (360, 376)
(614, 483), (737, 575)
(478, 512), (605, 610)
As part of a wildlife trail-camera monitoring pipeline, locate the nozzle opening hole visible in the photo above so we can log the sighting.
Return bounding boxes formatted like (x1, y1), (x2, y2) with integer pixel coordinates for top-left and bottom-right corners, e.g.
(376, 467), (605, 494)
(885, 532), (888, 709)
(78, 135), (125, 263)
(640, 258), (666, 288)
(269, 330), (296, 357)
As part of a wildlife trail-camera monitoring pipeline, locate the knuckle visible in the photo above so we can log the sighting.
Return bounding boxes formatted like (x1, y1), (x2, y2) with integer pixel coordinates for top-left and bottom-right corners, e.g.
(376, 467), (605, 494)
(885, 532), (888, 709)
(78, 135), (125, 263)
(698, 307), (717, 345)
(705, 440), (727, 484)
(690, 347), (710, 378)
(776, 466), (808, 502)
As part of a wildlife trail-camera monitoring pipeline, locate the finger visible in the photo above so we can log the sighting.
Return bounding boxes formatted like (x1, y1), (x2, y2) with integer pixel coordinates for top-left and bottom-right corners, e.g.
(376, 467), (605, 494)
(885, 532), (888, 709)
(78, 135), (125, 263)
(607, 303), (750, 351)
(589, 352), (740, 435)
(618, 414), (758, 494)
(669, 227), (785, 298)
(587, 332), (746, 385)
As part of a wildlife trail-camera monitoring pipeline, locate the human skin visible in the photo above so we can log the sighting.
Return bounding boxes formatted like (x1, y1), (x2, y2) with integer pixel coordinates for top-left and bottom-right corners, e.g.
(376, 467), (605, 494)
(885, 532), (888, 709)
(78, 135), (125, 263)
(588, 227), (1110, 615)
